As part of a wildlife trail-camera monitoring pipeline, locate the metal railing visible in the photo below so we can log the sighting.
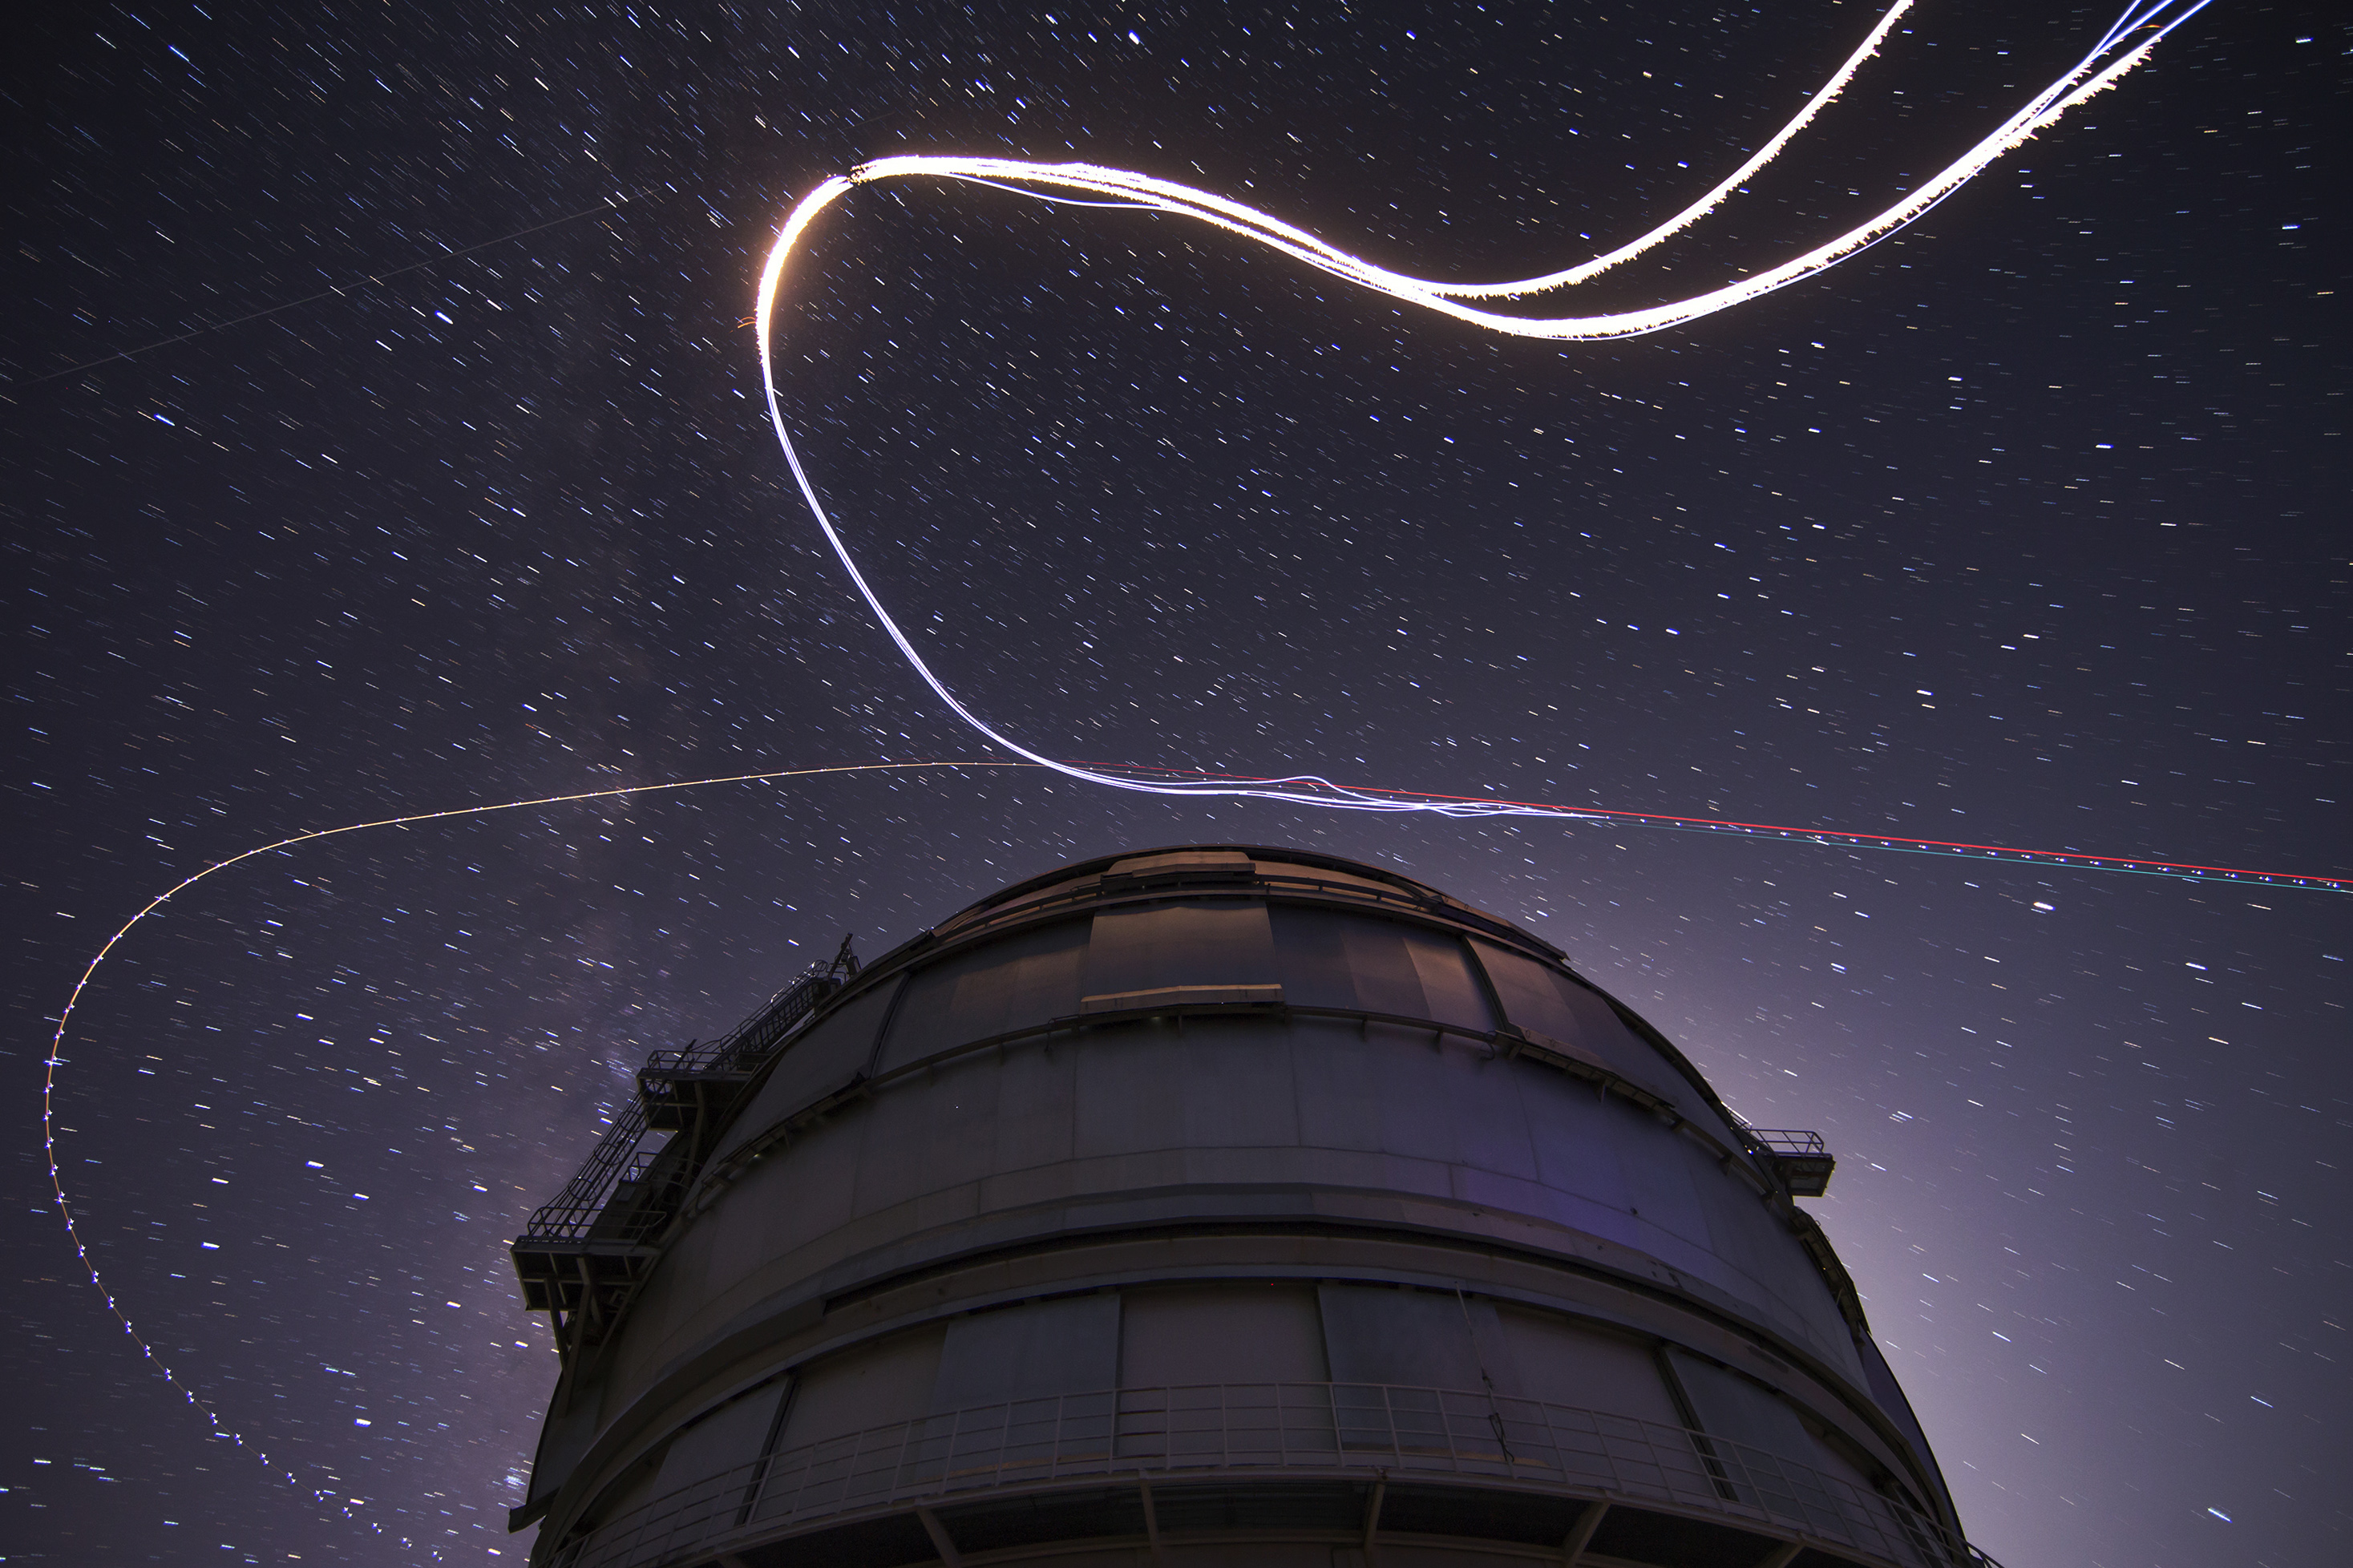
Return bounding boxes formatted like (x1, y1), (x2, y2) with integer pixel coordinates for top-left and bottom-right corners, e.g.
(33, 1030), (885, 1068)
(642, 958), (848, 1082)
(524, 949), (853, 1244)
(1745, 1129), (1830, 1157)
(524, 1095), (656, 1244)
(553, 1382), (1994, 1568)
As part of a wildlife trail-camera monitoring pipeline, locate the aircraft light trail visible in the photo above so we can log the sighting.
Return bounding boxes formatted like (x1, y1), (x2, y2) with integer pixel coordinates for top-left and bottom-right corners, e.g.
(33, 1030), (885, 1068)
(743, 0), (2268, 871)
(38, 761), (1012, 1509)
(1072, 762), (2351, 895)
(748, 0), (2299, 892)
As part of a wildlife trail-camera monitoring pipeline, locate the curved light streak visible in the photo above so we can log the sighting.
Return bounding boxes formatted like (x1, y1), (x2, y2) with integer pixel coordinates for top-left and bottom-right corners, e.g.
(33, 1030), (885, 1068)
(1446, 0), (2192, 298)
(751, 1), (2271, 883)
(754, 2), (2213, 351)
(1073, 761), (2352, 894)
(1435, 0), (1922, 299)
(40, 761), (1013, 1513)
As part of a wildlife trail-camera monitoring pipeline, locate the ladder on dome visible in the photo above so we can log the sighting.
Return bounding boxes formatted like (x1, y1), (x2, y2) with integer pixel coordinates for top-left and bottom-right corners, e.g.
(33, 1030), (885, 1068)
(510, 934), (859, 1359)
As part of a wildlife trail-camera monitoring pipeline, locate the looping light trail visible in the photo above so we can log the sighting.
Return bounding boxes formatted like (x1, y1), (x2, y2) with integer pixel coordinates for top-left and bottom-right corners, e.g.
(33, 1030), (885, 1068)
(747, 0), (2319, 895)
(754, 1), (2212, 346)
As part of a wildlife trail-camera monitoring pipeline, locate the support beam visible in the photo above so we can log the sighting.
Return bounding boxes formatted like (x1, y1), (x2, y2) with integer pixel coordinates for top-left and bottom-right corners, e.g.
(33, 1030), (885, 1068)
(916, 1504), (962, 1568)
(1562, 1500), (1609, 1566)
(1362, 1473), (1388, 1559)
(1751, 1544), (1801, 1568)
(1138, 1473), (1164, 1560)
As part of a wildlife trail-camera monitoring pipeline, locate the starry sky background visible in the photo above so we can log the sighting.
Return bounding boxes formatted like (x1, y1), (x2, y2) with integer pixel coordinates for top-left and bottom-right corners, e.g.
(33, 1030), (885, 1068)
(3, 3), (2344, 1565)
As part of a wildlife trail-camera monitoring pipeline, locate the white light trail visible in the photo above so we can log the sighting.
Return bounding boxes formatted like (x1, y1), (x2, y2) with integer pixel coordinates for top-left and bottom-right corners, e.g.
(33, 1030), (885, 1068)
(39, 761), (1025, 1510)
(754, 0), (2213, 819)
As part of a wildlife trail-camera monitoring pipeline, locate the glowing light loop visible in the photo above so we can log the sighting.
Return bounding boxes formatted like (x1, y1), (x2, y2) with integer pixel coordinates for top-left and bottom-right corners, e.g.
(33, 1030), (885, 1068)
(751, 0), (2226, 833)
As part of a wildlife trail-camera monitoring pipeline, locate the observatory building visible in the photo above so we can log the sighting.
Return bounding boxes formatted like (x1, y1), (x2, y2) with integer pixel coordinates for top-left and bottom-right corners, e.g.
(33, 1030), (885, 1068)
(510, 846), (1982, 1568)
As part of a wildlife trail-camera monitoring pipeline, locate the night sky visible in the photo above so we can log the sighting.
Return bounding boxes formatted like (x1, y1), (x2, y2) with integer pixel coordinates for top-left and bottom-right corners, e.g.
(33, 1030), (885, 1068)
(5, 4), (2344, 1565)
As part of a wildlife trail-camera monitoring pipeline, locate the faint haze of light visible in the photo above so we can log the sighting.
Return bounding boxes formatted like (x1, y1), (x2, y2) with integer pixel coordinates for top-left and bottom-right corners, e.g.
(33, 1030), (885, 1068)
(753, 2), (2252, 873)
(1, 189), (665, 394)
(39, 762), (1005, 1516)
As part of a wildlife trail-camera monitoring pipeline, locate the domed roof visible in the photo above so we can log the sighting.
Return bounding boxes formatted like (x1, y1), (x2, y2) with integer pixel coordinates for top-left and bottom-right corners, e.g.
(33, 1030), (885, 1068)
(938, 843), (1545, 946)
(511, 842), (1960, 1568)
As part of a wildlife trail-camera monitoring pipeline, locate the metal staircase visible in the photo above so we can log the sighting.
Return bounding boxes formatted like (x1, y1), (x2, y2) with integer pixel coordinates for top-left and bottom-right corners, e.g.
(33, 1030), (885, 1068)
(511, 935), (859, 1359)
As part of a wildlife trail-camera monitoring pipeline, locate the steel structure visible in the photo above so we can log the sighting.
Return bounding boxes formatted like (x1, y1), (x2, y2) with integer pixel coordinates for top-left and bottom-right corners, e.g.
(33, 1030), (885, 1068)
(510, 846), (1985, 1568)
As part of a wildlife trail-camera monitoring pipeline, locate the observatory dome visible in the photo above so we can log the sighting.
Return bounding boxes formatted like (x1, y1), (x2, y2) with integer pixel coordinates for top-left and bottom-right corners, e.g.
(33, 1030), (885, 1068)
(511, 845), (1978, 1568)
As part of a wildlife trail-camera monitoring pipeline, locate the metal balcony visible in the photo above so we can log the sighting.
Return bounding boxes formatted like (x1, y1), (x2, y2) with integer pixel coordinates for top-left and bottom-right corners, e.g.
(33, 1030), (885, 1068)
(1745, 1129), (1838, 1197)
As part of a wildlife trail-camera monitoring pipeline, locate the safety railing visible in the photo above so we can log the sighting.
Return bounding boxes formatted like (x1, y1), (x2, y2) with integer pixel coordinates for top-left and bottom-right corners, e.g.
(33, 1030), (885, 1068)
(642, 960), (847, 1081)
(522, 1095), (655, 1244)
(1745, 1129), (1829, 1157)
(552, 1382), (1994, 1568)
(524, 951), (852, 1244)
